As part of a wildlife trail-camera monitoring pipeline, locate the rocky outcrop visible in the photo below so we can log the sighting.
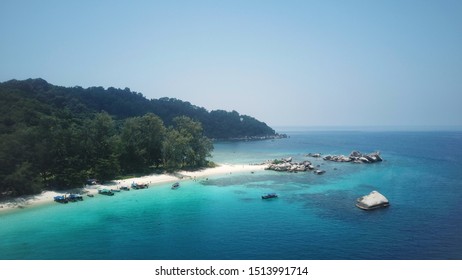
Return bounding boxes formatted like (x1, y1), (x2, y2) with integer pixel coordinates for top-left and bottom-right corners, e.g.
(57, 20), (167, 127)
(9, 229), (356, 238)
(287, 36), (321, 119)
(356, 191), (389, 210)
(265, 158), (317, 173)
(265, 150), (383, 174)
(323, 151), (383, 164)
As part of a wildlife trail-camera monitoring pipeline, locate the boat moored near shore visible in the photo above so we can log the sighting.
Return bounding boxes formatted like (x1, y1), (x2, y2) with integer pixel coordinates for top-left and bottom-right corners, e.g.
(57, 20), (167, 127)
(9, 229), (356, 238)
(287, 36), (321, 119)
(98, 189), (115, 196)
(67, 194), (83, 202)
(131, 182), (148, 189)
(53, 195), (68, 203)
(53, 193), (83, 203)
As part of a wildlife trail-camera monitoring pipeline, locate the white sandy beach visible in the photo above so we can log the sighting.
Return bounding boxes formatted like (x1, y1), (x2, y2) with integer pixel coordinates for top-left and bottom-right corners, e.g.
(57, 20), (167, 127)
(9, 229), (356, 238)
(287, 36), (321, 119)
(0, 163), (267, 213)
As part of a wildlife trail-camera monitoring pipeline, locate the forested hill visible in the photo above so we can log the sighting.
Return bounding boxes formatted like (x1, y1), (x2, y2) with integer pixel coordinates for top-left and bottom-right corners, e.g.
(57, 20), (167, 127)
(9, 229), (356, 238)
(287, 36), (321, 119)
(0, 78), (276, 139)
(0, 78), (279, 196)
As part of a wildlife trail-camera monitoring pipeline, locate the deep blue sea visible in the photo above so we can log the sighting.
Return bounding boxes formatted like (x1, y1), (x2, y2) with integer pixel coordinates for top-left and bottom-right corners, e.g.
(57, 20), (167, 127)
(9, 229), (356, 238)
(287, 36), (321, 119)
(1, 130), (462, 260)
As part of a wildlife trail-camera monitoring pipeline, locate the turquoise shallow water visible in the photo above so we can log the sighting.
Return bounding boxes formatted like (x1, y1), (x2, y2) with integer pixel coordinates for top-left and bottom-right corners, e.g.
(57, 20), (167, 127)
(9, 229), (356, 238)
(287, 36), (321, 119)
(1, 130), (462, 259)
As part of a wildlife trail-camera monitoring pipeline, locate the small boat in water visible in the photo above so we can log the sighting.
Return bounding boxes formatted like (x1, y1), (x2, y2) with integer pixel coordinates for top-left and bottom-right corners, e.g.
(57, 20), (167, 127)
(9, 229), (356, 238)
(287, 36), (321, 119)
(54, 194), (83, 203)
(67, 194), (83, 202)
(131, 182), (148, 189)
(98, 189), (114, 196)
(54, 195), (68, 203)
(262, 193), (278, 199)
(171, 182), (180, 189)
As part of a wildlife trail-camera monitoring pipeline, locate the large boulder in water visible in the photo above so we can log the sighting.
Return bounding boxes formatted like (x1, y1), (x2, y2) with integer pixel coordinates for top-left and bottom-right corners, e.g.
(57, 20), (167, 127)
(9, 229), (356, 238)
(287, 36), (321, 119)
(356, 191), (389, 210)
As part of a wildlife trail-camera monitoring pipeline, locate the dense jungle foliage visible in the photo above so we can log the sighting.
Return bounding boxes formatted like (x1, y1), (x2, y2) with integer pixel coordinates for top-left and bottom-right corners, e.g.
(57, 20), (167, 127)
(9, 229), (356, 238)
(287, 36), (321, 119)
(0, 78), (276, 196)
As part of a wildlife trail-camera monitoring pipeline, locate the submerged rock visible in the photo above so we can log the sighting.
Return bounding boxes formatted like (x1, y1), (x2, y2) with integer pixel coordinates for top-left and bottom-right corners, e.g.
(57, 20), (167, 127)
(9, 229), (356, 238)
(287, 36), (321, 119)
(356, 191), (389, 210)
(307, 153), (321, 158)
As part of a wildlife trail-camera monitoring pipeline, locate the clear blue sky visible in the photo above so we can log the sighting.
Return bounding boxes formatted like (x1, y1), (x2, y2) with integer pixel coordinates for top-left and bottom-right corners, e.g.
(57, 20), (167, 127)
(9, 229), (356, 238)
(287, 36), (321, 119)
(1, 0), (461, 127)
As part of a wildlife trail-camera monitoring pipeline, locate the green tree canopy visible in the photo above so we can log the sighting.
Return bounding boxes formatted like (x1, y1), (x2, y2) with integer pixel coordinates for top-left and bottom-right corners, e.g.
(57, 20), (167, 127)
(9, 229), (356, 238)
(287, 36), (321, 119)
(172, 116), (213, 167)
(120, 113), (165, 173)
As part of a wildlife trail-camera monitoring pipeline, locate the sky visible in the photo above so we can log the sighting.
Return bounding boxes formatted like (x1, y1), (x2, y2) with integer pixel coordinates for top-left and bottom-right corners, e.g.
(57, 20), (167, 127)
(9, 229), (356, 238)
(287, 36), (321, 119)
(1, 0), (461, 128)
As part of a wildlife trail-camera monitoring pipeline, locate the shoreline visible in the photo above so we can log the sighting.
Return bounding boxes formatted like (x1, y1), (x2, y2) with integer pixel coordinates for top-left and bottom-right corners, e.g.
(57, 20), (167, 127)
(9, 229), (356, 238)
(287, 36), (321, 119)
(0, 163), (267, 214)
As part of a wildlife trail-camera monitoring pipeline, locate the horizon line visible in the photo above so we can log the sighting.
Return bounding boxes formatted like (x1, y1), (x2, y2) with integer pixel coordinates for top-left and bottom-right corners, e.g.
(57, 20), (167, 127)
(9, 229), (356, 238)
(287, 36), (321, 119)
(272, 125), (462, 132)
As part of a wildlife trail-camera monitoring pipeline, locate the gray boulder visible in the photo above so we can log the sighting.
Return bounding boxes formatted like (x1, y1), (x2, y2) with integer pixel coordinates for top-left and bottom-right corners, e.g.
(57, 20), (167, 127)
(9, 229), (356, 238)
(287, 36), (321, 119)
(356, 191), (389, 210)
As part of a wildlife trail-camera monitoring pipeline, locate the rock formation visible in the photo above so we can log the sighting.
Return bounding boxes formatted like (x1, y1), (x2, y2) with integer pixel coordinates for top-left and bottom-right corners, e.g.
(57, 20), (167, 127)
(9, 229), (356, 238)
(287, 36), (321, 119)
(265, 158), (316, 173)
(356, 190), (389, 210)
(323, 151), (382, 164)
(265, 150), (383, 174)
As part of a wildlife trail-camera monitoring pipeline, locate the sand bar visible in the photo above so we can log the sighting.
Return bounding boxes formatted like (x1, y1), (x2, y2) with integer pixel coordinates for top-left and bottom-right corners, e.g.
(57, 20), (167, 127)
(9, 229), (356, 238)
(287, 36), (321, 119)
(0, 163), (267, 213)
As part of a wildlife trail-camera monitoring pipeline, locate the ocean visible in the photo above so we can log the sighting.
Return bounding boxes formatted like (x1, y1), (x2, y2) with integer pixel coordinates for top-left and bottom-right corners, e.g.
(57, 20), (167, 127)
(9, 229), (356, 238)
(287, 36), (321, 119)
(1, 130), (461, 260)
